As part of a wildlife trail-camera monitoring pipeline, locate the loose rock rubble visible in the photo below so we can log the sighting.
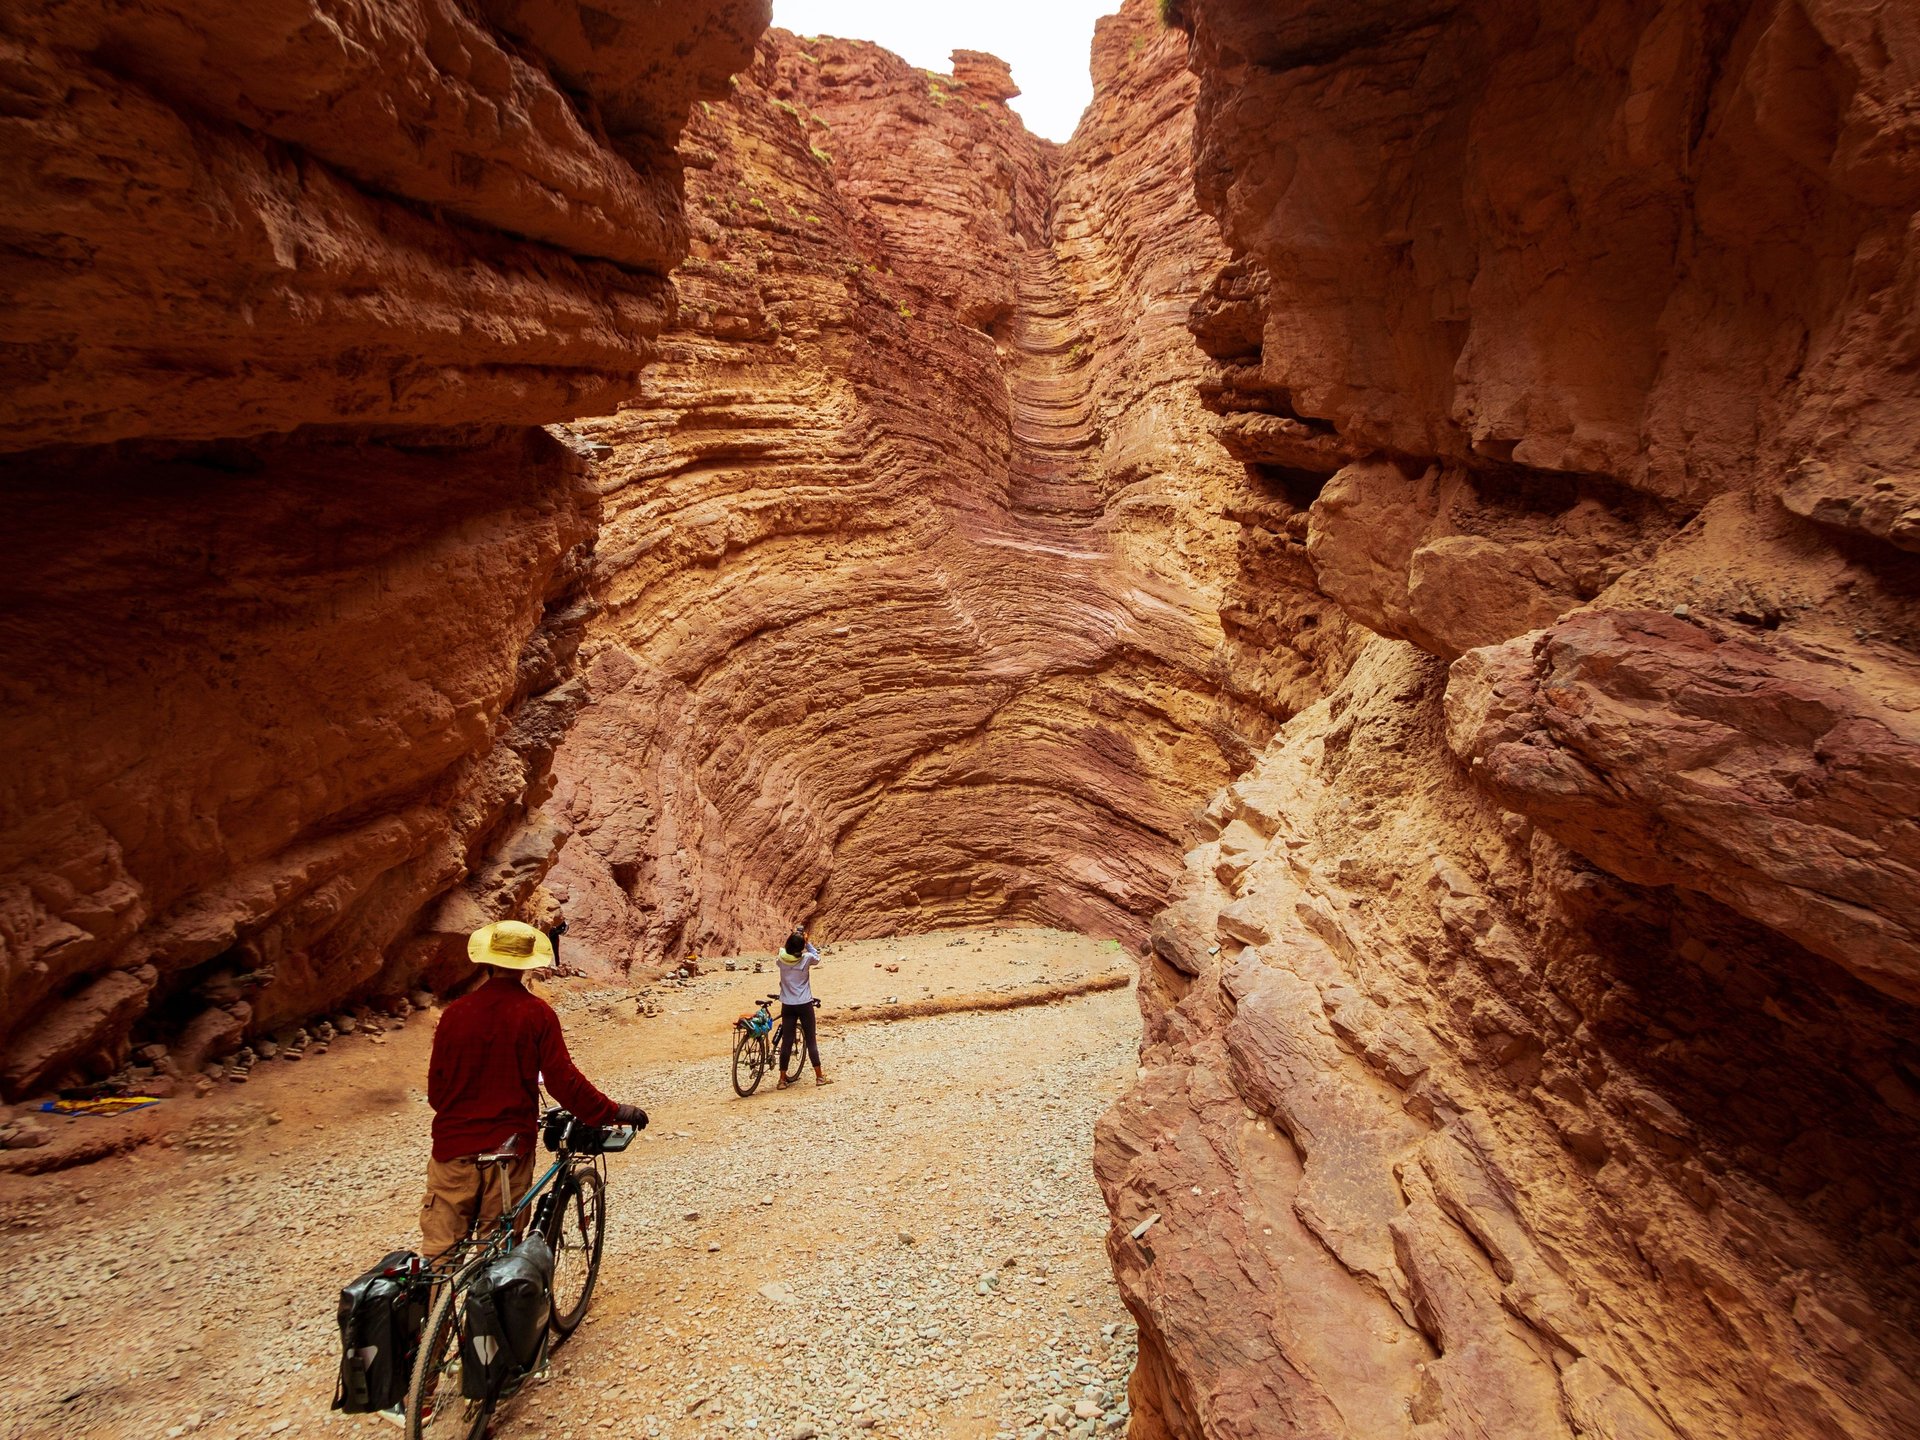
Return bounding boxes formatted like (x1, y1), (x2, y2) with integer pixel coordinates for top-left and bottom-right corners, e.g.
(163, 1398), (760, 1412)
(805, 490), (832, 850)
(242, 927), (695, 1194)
(0, 929), (1140, 1440)
(519, 996), (1141, 1440)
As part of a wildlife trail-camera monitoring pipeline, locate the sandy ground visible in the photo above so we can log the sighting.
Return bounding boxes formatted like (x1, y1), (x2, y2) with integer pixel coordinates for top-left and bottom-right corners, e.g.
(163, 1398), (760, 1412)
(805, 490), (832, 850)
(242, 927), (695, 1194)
(0, 928), (1142, 1440)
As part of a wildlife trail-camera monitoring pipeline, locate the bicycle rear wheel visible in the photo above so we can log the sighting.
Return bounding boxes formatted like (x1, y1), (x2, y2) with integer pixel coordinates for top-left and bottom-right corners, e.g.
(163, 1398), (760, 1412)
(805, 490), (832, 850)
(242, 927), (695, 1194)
(546, 1166), (607, 1338)
(406, 1264), (491, 1440)
(732, 1025), (767, 1097)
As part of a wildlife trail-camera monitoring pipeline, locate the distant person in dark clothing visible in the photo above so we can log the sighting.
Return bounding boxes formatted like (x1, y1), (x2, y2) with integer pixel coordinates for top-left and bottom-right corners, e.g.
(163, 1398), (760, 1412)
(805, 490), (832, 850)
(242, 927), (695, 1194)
(776, 925), (830, 1089)
(421, 920), (646, 1257)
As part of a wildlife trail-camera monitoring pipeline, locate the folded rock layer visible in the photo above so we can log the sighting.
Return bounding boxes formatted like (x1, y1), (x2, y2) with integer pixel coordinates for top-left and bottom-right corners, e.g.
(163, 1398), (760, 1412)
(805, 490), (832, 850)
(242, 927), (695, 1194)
(6, 10), (1919, 1438)
(1099, 3), (1920, 1437)
(544, 5), (1355, 967)
(0, 0), (766, 1097)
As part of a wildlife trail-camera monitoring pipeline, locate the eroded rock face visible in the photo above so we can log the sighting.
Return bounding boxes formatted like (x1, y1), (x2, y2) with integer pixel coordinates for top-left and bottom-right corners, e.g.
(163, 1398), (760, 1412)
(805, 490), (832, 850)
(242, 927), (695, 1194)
(1, 430), (602, 1092)
(544, 3), (1354, 969)
(1174, 0), (1920, 506)
(1447, 610), (1920, 1003)
(0, 0), (766, 1098)
(1105, 642), (1920, 1440)
(0, 0), (767, 447)
(1102, 3), (1920, 1437)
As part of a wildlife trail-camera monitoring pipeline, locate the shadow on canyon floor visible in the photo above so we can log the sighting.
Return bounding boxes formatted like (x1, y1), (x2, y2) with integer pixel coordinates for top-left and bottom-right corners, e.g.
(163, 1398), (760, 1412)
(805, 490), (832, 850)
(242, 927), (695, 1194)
(0, 928), (1142, 1440)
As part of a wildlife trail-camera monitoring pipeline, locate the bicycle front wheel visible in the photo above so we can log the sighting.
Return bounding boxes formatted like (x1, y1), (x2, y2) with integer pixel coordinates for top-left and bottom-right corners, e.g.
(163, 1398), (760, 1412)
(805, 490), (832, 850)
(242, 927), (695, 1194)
(406, 1264), (492, 1440)
(546, 1166), (607, 1337)
(732, 1025), (767, 1097)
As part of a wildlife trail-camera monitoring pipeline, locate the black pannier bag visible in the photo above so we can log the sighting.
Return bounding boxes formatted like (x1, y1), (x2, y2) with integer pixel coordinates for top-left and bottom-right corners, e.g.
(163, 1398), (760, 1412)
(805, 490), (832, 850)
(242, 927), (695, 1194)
(333, 1250), (428, 1413)
(460, 1234), (555, 1398)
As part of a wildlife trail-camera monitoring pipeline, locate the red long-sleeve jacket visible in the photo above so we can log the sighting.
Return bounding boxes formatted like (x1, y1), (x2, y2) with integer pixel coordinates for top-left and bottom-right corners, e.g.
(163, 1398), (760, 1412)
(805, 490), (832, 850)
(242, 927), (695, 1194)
(427, 976), (617, 1161)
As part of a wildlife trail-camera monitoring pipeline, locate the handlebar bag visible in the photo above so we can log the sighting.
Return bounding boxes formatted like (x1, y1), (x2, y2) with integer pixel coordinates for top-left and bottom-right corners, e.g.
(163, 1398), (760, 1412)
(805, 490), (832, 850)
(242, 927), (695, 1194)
(542, 1109), (575, 1152)
(545, 1110), (617, 1154)
(332, 1250), (427, 1413)
(460, 1233), (555, 1397)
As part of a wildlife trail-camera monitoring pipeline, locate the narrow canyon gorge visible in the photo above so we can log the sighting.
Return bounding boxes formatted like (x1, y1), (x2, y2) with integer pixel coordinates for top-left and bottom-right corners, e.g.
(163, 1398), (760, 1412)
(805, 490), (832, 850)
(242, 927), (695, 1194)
(3, 2), (1919, 1439)
(540, 10), (1347, 968)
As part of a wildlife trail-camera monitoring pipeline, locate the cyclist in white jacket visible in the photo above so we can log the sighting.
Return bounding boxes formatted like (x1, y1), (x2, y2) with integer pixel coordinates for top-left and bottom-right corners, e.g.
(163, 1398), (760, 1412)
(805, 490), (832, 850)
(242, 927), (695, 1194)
(775, 926), (830, 1089)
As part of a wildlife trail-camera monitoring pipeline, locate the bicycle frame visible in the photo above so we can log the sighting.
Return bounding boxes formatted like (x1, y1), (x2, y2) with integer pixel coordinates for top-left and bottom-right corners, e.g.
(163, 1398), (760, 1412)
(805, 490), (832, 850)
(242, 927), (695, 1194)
(750, 999), (816, 1052)
(425, 1137), (603, 1285)
(405, 1116), (625, 1437)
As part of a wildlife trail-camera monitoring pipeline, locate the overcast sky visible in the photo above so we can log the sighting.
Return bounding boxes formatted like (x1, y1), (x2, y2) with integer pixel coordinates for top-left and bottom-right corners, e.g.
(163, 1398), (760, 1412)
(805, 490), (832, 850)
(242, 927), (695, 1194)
(771, 1), (1123, 143)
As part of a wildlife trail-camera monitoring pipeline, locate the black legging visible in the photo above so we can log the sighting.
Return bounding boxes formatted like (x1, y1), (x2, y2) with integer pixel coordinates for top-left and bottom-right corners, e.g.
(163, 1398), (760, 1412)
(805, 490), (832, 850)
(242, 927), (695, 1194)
(778, 1001), (820, 1070)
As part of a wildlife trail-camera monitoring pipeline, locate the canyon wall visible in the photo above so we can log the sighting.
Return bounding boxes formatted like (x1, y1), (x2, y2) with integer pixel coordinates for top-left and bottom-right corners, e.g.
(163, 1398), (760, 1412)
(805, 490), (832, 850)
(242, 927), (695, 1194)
(0, 0), (767, 1099)
(545, 3), (1352, 969)
(0, 0), (1346, 1090)
(11, 14), (1916, 1439)
(1097, 3), (1920, 1438)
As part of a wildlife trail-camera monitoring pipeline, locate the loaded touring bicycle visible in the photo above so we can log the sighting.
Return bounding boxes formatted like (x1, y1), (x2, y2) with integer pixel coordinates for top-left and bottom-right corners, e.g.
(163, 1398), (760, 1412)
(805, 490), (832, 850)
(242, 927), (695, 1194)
(332, 1108), (635, 1437)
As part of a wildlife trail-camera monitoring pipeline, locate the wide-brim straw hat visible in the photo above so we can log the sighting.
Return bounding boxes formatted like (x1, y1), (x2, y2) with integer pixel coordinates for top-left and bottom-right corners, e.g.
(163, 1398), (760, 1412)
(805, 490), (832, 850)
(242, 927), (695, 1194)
(467, 920), (555, 971)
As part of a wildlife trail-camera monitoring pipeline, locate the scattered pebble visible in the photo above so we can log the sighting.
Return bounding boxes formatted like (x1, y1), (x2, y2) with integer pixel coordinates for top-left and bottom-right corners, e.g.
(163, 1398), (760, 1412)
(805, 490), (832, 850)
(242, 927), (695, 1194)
(0, 928), (1139, 1440)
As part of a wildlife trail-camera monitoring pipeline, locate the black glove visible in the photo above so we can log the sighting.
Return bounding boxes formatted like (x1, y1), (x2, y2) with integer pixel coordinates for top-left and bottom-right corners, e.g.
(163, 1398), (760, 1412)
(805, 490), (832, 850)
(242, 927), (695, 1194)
(615, 1103), (648, 1130)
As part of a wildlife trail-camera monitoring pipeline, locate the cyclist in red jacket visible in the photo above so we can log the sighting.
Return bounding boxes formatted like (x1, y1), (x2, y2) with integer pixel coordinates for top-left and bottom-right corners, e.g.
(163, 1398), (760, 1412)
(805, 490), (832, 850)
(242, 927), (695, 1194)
(421, 920), (647, 1257)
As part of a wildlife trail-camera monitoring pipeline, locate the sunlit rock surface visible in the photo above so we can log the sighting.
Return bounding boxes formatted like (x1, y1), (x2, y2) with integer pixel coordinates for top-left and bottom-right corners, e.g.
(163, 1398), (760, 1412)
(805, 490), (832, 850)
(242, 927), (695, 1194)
(1099, 3), (1920, 1437)
(545, 4), (1353, 969)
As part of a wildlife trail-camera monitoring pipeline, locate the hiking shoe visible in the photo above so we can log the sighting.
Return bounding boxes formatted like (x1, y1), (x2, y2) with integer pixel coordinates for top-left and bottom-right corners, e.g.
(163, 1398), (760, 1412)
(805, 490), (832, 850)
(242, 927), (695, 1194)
(776, 1076), (792, 1090)
(814, 1071), (834, 1086)
(375, 1404), (406, 1429)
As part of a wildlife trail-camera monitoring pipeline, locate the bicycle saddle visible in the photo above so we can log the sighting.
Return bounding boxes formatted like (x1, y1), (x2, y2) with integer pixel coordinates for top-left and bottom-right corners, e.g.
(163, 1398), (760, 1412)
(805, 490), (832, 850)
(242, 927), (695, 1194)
(476, 1134), (522, 1164)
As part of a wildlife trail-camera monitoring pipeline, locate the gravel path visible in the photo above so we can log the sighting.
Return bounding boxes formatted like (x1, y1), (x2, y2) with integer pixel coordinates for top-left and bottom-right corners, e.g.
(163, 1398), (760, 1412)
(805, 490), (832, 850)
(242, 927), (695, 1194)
(0, 929), (1140, 1440)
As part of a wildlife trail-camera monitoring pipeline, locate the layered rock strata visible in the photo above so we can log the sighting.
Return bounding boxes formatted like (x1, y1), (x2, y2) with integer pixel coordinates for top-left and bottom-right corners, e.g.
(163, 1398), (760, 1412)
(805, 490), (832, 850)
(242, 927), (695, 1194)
(0, 0), (765, 1098)
(546, 3), (1350, 968)
(0, 0), (765, 445)
(1100, 3), (1920, 1437)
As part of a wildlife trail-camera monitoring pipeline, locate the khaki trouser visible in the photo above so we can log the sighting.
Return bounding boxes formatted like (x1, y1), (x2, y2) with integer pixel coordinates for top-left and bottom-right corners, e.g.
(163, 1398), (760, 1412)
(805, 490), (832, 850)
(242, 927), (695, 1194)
(421, 1151), (534, 1259)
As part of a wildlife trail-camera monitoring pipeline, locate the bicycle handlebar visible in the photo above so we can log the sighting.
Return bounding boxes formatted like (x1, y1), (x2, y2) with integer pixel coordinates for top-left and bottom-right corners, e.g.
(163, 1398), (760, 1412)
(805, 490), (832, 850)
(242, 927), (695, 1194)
(541, 1108), (639, 1156)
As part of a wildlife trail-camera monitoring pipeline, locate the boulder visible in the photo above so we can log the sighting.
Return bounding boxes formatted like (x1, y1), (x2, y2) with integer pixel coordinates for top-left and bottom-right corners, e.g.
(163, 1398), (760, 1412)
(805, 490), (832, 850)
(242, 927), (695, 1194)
(1446, 609), (1920, 1002)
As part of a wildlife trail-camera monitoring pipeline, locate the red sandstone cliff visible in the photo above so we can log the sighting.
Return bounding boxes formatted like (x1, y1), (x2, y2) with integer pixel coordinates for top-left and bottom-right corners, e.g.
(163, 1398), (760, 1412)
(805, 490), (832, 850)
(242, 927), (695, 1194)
(1098, 3), (1920, 1438)
(8, 12), (1916, 1438)
(0, 0), (767, 1098)
(544, 6), (1344, 970)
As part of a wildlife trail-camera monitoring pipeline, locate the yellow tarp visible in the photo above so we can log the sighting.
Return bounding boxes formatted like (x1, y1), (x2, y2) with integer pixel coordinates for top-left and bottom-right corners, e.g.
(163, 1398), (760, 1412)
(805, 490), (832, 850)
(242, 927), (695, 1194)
(39, 1096), (163, 1117)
